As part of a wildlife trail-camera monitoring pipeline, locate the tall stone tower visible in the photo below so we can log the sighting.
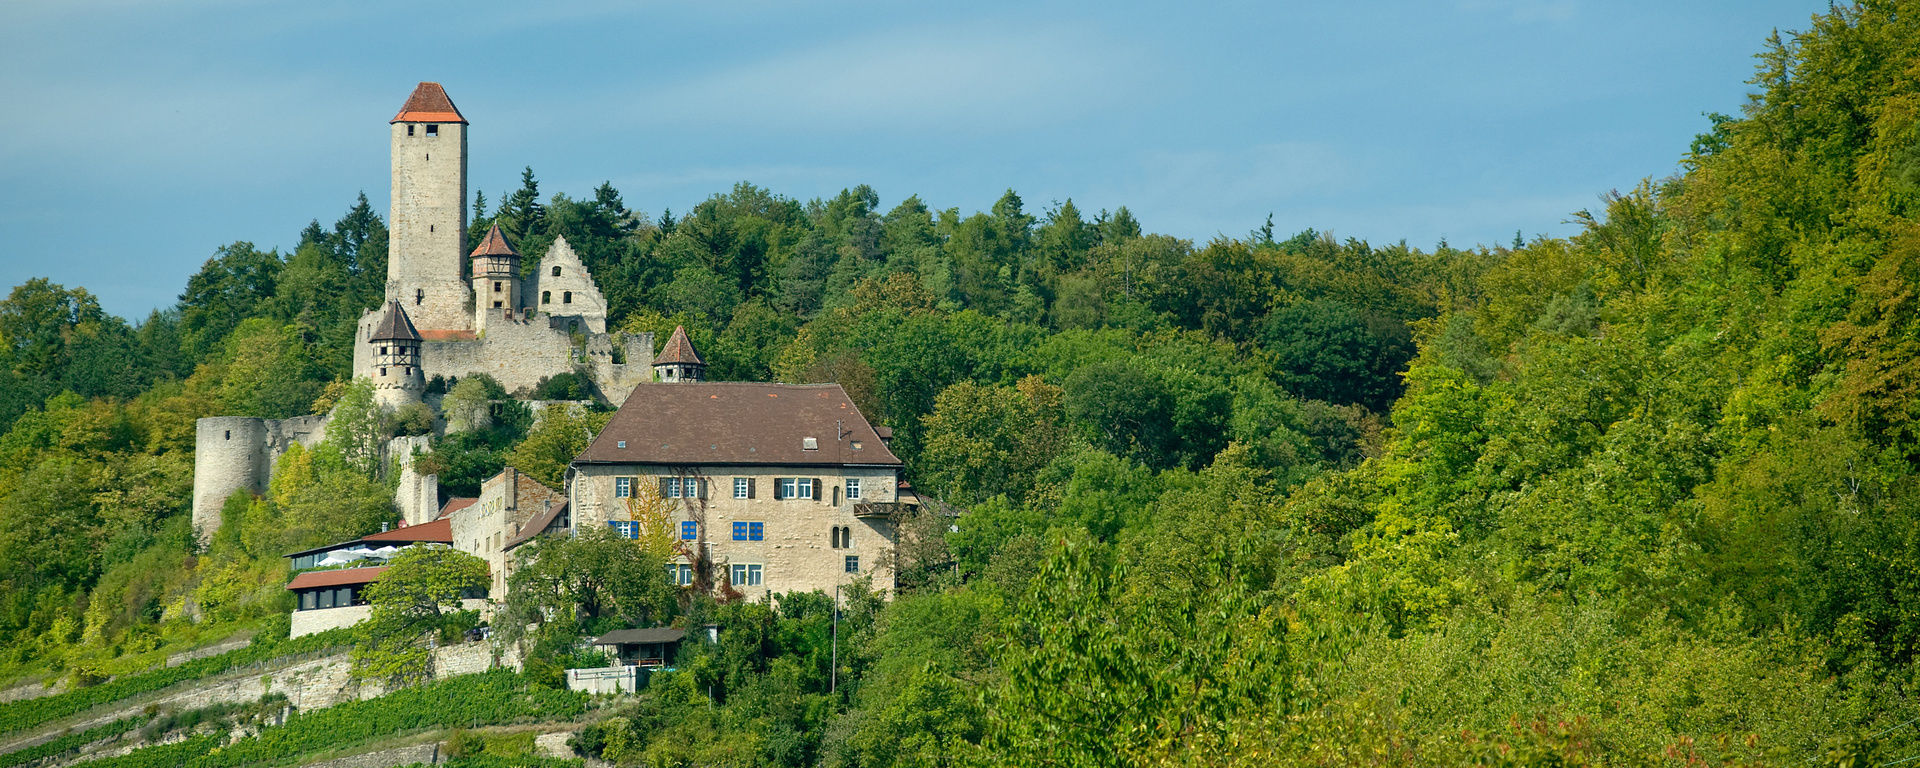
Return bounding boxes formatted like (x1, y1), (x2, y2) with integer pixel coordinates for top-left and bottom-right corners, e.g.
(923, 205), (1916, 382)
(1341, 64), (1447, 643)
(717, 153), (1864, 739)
(370, 301), (426, 410)
(469, 223), (520, 331)
(387, 82), (471, 332)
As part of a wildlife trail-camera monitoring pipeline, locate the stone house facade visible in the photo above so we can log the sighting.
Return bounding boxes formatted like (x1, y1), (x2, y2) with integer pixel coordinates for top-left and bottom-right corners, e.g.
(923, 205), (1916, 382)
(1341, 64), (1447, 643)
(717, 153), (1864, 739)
(448, 467), (570, 598)
(569, 373), (908, 601)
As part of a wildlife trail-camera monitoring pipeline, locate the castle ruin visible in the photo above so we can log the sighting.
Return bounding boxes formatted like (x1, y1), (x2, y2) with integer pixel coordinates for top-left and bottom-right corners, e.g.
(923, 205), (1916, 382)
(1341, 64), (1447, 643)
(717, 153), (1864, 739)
(192, 82), (660, 544)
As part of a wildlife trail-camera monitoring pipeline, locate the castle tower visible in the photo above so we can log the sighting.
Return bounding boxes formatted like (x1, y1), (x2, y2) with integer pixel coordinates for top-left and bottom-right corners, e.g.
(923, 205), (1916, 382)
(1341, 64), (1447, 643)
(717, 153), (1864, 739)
(653, 325), (706, 382)
(370, 301), (426, 409)
(469, 223), (520, 331)
(387, 82), (471, 332)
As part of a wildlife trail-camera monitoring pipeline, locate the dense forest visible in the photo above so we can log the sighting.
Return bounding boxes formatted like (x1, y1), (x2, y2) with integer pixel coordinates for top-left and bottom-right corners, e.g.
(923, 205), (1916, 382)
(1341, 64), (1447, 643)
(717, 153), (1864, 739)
(4, 2), (1920, 765)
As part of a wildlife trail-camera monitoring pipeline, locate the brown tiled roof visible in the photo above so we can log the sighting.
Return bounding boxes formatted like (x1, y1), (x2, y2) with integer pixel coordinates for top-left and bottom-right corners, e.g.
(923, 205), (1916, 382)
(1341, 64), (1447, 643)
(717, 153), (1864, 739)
(438, 497), (478, 520)
(593, 627), (686, 645)
(288, 566), (388, 591)
(654, 326), (704, 366)
(361, 517), (452, 544)
(469, 224), (518, 258)
(575, 382), (902, 467)
(371, 301), (421, 342)
(504, 499), (568, 552)
(390, 82), (467, 124)
(420, 329), (478, 342)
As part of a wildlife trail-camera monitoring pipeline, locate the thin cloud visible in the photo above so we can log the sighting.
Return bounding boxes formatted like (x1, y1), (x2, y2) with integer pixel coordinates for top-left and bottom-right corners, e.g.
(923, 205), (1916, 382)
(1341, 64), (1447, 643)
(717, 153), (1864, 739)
(628, 23), (1147, 135)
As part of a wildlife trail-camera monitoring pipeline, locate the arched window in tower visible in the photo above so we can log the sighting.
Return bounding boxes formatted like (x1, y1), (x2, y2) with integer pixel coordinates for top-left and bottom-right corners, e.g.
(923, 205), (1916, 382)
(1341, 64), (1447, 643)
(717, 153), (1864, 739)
(552, 266), (562, 277)
(415, 289), (424, 305)
(563, 291), (572, 304)
(542, 291), (551, 304)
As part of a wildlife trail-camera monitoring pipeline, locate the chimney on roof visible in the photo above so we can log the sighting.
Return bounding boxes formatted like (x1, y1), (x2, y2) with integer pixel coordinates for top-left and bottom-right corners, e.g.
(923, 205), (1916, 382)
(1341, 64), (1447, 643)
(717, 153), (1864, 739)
(381, 522), (390, 532)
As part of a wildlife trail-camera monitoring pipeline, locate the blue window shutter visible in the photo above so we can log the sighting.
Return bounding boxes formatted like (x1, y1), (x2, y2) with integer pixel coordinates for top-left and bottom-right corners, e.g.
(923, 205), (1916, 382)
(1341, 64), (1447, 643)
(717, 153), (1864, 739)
(749, 522), (764, 541)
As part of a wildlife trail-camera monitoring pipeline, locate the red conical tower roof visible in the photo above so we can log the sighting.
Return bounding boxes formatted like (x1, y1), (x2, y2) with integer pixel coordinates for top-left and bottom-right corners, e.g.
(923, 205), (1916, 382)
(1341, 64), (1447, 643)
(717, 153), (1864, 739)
(469, 223), (518, 257)
(391, 82), (467, 124)
(654, 325), (704, 366)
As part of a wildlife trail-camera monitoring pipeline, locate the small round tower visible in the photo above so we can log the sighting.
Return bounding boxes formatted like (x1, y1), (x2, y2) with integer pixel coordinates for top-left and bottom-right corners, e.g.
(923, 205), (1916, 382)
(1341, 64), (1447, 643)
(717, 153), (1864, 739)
(191, 416), (270, 547)
(653, 325), (706, 383)
(371, 300), (426, 409)
(469, 222), (520, 330)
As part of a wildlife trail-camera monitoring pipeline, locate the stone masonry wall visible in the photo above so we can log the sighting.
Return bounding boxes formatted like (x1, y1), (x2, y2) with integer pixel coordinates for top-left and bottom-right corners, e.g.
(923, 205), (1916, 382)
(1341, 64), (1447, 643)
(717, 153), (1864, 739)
(389, 434), (438, 526)
(295, 742), (439, 768)
(524, 237), (608, 334)
(421, 317), (578, 396)
(290, 605), (372, 639)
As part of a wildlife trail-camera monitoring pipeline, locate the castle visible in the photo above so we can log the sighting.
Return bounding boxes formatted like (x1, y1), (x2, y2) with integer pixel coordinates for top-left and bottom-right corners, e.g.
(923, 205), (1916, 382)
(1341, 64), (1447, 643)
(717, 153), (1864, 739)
(352, 82), (655, 410)
(191, 82), (659, 543)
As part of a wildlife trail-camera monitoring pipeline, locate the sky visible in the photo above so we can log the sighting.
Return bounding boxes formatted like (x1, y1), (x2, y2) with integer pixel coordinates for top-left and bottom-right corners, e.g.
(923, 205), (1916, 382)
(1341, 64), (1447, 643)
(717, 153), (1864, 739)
(0, 0), (1827, 321)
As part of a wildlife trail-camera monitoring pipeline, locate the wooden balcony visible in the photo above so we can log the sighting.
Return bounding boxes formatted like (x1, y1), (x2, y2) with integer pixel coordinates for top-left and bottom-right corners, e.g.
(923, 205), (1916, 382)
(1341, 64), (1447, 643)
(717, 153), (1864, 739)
(852, 501), (912, 520)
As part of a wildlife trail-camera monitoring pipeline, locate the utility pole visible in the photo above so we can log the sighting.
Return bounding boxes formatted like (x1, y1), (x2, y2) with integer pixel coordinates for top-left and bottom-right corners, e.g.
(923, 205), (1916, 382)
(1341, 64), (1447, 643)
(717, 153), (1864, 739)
(831, 583), (840, 695)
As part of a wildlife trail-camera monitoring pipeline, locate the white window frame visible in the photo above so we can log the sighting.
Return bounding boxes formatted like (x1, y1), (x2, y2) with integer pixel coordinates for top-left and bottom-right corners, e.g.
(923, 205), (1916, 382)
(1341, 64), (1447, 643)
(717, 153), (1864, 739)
(734, 477), (750, 499)
(664, 477), (682, 499)
(731, 563), (763, 587)
(614, 477), (633, 498)
(845, 478), (862, 500)
(845, 555), (860, 573)
(778, 477), (815, 500)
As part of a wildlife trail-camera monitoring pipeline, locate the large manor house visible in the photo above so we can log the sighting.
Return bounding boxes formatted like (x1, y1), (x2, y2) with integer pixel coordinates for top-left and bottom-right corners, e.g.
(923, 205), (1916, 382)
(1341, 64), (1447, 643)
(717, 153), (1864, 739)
(188, 83), (917, 637)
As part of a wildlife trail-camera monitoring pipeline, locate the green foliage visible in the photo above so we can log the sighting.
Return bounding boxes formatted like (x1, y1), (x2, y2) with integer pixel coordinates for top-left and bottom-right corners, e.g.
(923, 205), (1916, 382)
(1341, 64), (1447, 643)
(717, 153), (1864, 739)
(505, 404), (610, 489)
(389, 401), (435, 437)
(530, 371), (592, 401)
(353, 546), (491, 683)
(323, 378), (385, 476)
(496, 526), (676, 657)
(1261, 298), (1412, 411)
(916, 376), (1067, 507)
(991, 537), (1289, 766)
